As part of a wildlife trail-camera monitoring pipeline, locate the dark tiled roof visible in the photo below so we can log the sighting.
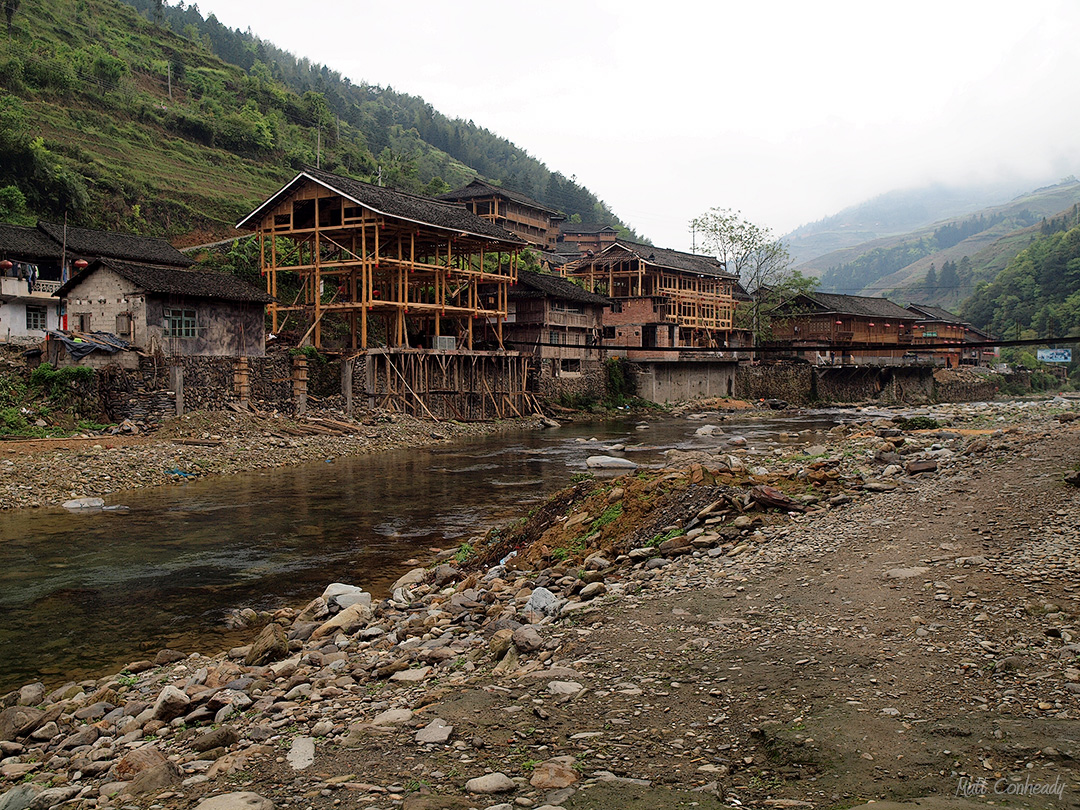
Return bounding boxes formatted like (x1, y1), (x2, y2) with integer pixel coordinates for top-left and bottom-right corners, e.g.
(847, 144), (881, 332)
(36, 222), (192, 267)
(577, 240), (736, 279)
(906, 303), (963, 323)
(537, 250), (574, 269)
(438, 179), (563, 217)
(0, 223), (63, 261)
(237, 168), (526, 246)
(793, 292), (914, 319)
(56, 260), (275, 304)
(510, 270), (611, 305)
(551, 241), (583, 256)
(560, 223), (617, 236)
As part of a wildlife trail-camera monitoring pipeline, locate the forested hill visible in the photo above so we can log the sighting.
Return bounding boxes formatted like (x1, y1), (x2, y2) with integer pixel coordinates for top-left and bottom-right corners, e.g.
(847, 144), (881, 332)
(788, 179), (1080, 310)
(0, 0), (636, 241)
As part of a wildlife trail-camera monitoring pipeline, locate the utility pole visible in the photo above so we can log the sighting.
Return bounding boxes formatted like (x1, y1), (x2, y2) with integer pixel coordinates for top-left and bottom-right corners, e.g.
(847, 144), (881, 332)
(316, 125), (321, 168)
(167, 62), (172, 101)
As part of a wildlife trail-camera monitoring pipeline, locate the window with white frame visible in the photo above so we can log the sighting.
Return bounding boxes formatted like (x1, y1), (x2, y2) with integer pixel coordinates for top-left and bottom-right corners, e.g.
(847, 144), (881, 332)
(164, 308), (197, 338)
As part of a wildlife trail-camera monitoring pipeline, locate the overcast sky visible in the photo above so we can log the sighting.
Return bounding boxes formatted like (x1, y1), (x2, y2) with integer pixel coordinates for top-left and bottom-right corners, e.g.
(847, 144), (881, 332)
(192, 0), (1080, 252)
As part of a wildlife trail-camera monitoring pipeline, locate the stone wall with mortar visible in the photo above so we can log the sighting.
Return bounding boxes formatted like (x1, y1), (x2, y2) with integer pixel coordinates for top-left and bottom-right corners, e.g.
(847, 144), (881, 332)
(535, 358), (607, 404)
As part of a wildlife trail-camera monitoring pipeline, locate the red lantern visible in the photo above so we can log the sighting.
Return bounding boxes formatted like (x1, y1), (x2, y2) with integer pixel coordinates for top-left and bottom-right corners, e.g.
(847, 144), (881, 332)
(868, 322), (875, 327)
(0, 260), (12, 271)
(74, 259), (89, 270)
(835, 320), (843, 325)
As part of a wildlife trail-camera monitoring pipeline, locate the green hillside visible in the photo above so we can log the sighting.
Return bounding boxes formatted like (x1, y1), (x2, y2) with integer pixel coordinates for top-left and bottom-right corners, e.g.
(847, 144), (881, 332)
(783, 180), (1039, 268)
(961, 218), (1080, 350)
(795, 179), (1080, 308)
(0, 0), (636, 241)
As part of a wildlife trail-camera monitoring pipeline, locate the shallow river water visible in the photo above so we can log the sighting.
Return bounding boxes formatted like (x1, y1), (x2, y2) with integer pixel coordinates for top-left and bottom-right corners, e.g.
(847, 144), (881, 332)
(0, 413), (840, 691)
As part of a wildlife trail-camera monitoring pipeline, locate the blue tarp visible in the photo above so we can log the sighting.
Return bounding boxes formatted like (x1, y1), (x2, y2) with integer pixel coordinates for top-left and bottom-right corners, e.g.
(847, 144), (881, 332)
(47, 330), (131, 359)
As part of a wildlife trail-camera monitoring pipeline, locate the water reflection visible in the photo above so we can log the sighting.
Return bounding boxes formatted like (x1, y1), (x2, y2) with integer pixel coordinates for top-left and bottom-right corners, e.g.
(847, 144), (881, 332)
(0, 413), (838, 690)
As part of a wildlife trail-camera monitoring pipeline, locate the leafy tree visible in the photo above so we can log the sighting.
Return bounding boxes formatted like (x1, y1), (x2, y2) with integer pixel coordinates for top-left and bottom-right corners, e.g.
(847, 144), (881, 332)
(690, 207), (794, 341)
(0, 184), (31, 224)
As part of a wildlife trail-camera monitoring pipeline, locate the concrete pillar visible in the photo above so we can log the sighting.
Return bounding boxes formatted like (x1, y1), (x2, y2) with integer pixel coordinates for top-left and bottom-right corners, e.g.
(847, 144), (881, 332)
(169, 360), (184, 417)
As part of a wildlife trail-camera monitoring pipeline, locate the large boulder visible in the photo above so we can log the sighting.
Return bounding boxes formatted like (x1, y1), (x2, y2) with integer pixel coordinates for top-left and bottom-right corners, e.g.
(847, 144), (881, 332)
(585, 455), (637, 470)
(151, 685), (190, 722)
(244, 623), (289, 666)
(310, 602), (372, 640)
(0, 707), (45, 742)
(194, 794), (275, 810)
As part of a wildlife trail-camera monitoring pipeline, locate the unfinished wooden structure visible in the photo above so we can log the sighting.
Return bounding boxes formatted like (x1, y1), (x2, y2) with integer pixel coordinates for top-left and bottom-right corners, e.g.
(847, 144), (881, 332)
(359, 349), (534, 420)
(565, 240), (738, 358)
(237, 167), (527, 351)
(438, 179), (565, 249)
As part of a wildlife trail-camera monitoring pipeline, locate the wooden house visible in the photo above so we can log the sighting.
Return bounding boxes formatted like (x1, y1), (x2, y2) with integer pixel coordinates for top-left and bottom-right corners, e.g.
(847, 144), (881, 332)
(1, 221), (191, 344)
(438, 179), (564, 249)
(54, 259), (274, 361)
(767, 292), (919, 365)
(237, 167), (526, 351)
(565, 240), (738, 359)
(497, 269), (610, 373)
(558, 223), (618, 255)
(906, 304), (993, 367)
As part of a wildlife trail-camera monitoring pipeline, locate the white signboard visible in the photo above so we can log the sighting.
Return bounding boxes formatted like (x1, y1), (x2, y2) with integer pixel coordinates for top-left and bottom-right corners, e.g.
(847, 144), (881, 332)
(1037, 348), (1072, 363)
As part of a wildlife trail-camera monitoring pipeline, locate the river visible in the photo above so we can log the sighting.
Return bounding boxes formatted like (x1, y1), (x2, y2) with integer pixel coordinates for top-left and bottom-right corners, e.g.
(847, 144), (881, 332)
(0, 412), (842, 692)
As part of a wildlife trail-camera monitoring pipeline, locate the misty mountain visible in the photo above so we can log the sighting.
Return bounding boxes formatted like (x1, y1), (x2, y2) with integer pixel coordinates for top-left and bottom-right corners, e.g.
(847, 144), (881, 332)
(784, 180), (1050, 269)
(784, 179), (1080, 310)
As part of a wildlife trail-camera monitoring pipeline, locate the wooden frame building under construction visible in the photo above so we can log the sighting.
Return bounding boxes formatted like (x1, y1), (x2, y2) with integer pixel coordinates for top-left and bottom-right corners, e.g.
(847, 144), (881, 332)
(236, 168), (539, 420)
(236, 166), (527, 352)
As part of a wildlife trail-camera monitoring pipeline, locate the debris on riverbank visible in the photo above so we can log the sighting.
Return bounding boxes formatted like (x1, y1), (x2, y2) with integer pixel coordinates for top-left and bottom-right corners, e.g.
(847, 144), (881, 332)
(1, 398), (1078, 810)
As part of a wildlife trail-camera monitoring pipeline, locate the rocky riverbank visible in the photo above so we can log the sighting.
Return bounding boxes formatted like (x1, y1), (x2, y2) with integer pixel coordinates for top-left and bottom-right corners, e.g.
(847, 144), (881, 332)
(1, 398), (1079, 810)
(0, 410), (511, 511)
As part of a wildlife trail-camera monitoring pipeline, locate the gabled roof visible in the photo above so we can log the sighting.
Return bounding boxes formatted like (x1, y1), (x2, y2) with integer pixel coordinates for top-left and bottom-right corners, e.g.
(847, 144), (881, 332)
(236, 167), (527, 245)
(906, 303), (964, 323)
(779, 292), (914, 319)
(438, 179), (563, 218)
(0, 223), (63, 261)
(510, 270), (611, 306)
(573, 239), (736, 280)
(36, 221), (192, 267)
(560, 223), (618, 236)
(537, 250), (575, 269)
(56, 259), (274, 304)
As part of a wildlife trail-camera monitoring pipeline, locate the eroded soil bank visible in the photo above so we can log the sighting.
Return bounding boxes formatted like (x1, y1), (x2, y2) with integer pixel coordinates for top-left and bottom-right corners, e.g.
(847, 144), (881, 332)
(1, 399), (1078, 810)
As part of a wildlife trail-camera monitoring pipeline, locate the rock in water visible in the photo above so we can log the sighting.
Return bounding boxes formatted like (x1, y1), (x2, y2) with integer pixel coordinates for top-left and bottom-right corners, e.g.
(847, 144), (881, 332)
(61, 497), (104, 512)
(585, 455), (637, 469)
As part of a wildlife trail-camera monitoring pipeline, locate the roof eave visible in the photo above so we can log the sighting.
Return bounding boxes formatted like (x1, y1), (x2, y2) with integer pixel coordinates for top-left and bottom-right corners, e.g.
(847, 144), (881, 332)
(237, 172), (527, 246)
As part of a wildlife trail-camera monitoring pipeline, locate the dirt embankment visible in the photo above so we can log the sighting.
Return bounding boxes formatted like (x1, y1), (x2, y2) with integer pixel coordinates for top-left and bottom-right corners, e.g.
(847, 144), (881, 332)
(0, 399), (1078, 810)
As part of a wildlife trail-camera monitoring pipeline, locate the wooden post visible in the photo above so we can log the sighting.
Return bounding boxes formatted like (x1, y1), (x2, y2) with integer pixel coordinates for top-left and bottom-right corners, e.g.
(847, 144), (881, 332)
(292, 355), (308, 414)
(342, 356), (353, 417)
(313, 195), (322, 348)
(234, 356), (250, 404)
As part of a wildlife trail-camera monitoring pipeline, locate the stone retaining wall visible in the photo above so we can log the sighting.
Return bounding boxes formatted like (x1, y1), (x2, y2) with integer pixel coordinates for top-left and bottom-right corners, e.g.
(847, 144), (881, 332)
(735, 363), (994, 406)
(534, 358), (606, 405)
